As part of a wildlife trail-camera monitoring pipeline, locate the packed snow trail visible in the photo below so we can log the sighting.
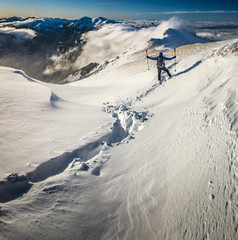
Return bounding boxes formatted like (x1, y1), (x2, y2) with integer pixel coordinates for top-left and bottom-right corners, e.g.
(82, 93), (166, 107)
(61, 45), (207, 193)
(26, 103), (150, 182)
(0, 71), (152, 202)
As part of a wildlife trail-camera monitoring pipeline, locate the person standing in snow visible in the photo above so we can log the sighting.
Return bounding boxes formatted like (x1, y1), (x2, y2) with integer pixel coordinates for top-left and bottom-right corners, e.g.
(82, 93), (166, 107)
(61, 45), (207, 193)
(147, 52), (176, 82)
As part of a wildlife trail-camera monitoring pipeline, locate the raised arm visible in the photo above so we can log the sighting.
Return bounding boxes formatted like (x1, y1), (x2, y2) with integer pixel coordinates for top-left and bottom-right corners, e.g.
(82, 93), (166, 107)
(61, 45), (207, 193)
(147, 56), (158, 61)
(164, 56), (176, 61)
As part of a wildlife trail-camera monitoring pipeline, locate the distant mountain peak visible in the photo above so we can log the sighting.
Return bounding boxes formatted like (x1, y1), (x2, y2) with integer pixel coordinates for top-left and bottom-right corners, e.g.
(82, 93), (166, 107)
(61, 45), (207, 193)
(152, 27), (207, 49)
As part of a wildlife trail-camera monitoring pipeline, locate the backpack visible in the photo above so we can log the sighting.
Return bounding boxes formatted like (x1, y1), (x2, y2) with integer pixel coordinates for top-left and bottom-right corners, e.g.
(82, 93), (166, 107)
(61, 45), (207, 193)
(157, 56), (165, 68)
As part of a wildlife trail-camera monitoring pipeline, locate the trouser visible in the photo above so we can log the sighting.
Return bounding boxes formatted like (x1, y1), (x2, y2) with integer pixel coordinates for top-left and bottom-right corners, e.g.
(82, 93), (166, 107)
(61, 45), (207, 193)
(158, 67), (171, 81)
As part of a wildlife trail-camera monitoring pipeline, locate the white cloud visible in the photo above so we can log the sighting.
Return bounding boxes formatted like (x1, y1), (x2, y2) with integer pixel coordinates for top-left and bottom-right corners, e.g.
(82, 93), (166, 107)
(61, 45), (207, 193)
(0, 27), (36, 40)
(43, 17), (190, 75)
(74, 17), (186, 69)
(43, 47), (78, 75)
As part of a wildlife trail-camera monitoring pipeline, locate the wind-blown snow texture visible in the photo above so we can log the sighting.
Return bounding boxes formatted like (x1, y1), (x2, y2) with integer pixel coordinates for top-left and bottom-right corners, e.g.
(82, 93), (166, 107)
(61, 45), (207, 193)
(0, 17), (238, 240)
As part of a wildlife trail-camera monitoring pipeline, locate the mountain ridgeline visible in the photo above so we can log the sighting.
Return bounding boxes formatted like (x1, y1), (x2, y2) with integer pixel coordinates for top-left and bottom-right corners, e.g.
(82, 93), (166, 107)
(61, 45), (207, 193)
(0, 16), (117, 83)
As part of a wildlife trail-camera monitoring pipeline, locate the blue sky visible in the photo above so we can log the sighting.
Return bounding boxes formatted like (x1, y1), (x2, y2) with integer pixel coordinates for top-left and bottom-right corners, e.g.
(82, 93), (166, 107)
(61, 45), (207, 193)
(1, 0), (238, 21)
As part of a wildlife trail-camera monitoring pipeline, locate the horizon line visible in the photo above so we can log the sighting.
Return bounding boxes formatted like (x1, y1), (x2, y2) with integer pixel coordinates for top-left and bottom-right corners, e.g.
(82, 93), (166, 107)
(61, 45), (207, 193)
(135, 10), (238, 15)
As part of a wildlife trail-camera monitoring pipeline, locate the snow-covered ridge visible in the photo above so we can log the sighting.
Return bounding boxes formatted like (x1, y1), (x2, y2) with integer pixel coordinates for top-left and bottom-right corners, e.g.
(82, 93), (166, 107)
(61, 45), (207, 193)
(151, 27), (207, 50)
(0, 16), (117, 32)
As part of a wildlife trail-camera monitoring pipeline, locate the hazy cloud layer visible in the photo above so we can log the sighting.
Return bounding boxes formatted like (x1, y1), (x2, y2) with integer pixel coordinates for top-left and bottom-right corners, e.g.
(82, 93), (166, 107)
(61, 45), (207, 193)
(0, 27), (36, 40)
(75, 17), (186, 69)
(43, 47), (79, 75)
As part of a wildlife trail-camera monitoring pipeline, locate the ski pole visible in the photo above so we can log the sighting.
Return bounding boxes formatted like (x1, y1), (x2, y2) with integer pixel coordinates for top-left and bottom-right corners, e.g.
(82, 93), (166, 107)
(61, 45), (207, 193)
(146, 49), (150, 71)
(174, 48), (176, 72)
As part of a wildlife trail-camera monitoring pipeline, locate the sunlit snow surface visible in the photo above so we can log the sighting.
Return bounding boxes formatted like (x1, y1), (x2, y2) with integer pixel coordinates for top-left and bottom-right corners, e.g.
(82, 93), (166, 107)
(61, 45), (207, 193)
(0, 17), (238, 240)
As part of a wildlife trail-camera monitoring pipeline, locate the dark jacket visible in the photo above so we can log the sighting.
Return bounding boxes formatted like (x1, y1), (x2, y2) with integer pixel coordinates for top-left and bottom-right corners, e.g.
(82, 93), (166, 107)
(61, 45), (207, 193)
(147, 55), (175, 68)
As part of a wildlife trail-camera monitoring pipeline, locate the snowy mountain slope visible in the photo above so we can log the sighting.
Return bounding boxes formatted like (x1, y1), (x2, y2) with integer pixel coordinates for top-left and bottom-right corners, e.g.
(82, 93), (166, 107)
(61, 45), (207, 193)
(0, 21), (238, 240)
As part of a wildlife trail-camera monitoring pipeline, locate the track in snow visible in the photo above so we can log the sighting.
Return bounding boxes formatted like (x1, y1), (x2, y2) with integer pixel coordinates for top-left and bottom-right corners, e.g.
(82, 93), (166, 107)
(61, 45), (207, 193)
(0, 78), (164, 203)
